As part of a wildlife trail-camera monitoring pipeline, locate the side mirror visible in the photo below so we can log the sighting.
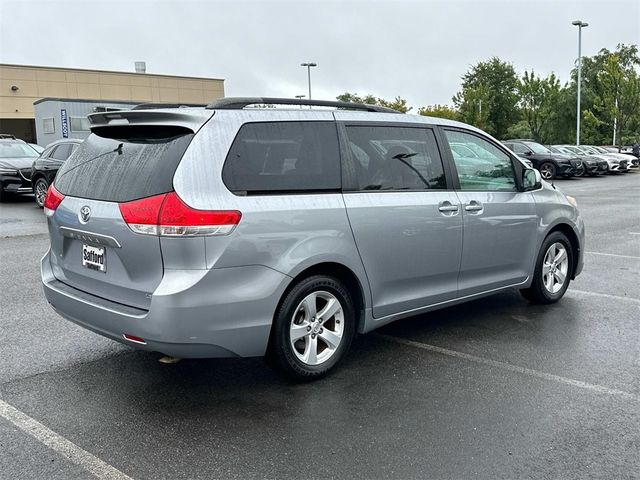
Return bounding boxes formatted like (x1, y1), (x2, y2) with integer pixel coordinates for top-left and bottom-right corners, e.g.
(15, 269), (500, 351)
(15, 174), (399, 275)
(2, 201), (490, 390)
(524, 151), (533, 156)
(523, 168), (542, 190)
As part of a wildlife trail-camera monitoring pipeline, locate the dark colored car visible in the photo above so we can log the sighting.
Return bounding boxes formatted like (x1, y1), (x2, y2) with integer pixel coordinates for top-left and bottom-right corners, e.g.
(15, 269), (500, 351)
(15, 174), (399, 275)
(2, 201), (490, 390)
(0, 137), (40, 201)
(502, 139), (581, 180)
(548, 145), (606, 176)
(31, 139), (82, 207)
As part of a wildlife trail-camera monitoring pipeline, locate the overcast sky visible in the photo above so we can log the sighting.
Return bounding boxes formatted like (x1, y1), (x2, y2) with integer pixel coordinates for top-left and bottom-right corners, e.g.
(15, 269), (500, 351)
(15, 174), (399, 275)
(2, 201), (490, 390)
(1, 0), (638, 108)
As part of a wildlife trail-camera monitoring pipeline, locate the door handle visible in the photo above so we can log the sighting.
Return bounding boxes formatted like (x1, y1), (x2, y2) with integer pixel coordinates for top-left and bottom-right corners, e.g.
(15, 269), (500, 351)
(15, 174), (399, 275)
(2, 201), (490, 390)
(438, 201), (459, 216)
(464, 201), (483, 213)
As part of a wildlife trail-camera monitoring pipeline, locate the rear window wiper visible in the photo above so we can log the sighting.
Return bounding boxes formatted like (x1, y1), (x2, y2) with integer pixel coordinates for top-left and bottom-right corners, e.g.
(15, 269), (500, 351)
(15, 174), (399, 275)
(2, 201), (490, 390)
(55, 144), (124, 181)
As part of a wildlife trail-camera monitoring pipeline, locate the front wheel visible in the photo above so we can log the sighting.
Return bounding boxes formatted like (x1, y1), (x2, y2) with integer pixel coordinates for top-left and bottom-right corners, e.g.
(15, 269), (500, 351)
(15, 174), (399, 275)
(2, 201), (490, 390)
(520, 231), (573, 304)
(267, 275), (356, 381)
(34, 178), (49, 208)
(539, 162), (556, 180)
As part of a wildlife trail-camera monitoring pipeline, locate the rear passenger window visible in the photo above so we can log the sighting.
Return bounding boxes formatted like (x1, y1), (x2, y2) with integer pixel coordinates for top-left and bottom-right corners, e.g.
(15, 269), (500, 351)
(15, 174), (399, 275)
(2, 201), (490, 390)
(343, 126), (446, 191)
(222, 122), (341, 194)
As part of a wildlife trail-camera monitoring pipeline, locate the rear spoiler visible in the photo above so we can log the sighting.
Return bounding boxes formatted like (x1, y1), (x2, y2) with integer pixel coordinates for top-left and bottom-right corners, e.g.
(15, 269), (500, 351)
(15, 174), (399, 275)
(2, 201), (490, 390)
(87, 109), (213, 132)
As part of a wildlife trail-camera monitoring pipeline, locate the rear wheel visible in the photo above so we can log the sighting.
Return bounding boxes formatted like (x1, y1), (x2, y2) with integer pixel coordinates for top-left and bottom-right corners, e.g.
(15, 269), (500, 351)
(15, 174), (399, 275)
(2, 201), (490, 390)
(34, 178), (49, 208)
(539, 162), (556, 180)
(268, 275), (356, 381)
(520, 231), (573, 304)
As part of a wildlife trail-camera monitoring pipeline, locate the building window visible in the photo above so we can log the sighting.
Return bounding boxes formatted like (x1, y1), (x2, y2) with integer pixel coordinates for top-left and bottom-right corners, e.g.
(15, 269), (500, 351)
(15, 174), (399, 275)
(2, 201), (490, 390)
(42, 118), (55, 134)
(70, 117), (91, 132)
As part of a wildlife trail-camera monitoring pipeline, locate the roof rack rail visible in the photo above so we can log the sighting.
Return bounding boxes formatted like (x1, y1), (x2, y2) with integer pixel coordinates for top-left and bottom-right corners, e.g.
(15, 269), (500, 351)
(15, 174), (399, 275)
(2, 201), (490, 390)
(132, 102), (206, 110)
(206, 97), (400, 114)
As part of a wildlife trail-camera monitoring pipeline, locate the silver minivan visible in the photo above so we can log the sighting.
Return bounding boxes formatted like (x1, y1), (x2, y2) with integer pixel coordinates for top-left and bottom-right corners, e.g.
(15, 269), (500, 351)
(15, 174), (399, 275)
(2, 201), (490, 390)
(41, 97), (584, 380)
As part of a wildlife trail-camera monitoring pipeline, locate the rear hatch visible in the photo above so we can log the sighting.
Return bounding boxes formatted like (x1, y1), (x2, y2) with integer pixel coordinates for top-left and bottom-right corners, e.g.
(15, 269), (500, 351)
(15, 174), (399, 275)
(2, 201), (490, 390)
(46, 109), (212, 310)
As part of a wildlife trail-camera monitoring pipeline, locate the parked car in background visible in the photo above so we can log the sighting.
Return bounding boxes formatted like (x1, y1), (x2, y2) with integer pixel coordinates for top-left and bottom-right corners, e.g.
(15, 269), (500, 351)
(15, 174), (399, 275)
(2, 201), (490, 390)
(40, 97), (585, 381)
(558, 145), (628, 174)
(549, 145), (607, 175)
(587, 146), (638, 170)
(29, 143), (44, 155)
(0, 137), (39, 201)
(502, 139), (581, 180)
(31, 139), (82, 207)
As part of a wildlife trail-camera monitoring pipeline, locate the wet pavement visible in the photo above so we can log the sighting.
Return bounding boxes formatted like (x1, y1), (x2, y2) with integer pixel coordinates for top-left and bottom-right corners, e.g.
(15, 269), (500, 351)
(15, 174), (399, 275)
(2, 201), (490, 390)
(0, 173), (638, 479)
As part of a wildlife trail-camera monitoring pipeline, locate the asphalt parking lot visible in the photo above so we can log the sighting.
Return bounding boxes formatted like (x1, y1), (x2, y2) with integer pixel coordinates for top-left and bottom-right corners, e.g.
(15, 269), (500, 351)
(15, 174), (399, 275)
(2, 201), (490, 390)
(0, 173), (638, 480)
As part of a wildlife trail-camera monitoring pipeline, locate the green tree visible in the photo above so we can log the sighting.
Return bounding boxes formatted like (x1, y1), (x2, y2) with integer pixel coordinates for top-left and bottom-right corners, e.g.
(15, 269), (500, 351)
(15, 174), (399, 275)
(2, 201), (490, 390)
(598, 51), (640, 148)
(417, 104), (459, 120)
(336, 92), (378, 105)
(336, 93), (412, 113)
(518, 71), (561, 142)
(504, 120), (532, 140)
(571, 43), (640, 145)
(581, 109), (605, 145)
(453, 57), (520, 138)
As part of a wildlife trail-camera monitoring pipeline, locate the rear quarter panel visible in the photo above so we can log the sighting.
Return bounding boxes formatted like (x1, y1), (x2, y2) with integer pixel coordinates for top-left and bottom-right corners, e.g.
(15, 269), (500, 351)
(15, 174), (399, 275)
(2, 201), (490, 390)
(172, 110), (373, 312)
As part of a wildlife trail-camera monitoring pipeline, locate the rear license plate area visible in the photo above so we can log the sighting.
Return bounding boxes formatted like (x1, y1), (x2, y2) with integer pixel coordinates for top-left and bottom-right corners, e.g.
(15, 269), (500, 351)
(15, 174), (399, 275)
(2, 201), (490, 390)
(82, 244), (106, 273)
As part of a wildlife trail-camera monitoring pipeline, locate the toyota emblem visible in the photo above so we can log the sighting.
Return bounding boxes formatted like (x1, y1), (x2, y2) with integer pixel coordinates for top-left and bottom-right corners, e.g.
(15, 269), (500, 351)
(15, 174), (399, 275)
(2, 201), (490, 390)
(79, 206), (91, 224)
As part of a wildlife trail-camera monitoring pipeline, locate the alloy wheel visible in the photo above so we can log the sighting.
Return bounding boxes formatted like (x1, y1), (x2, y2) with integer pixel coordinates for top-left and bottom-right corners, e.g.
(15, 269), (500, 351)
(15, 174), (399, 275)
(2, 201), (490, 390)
(289, 291), (344, 366)
(35, 180), (48, 207)
(539, 164), (554, 180)
(542, 242), (569, 294)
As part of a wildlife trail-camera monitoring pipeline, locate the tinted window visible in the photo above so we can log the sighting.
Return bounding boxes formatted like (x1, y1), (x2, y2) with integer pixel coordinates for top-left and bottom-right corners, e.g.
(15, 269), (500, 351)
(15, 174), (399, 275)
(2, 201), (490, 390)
(343, 126), (446, 191)
(510, 143), (529, 154)
(445, 130), (516, 191)
(223, 122), (340, 194)
(51, 144), (73, 160)
(54, 128), (193, 202)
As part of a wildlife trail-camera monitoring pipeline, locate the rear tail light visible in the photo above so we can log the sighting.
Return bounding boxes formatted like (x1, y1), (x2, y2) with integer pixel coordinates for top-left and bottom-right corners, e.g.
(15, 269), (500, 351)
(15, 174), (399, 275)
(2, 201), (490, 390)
(43, 184), (65, 217)
(119, 192), (241, 237)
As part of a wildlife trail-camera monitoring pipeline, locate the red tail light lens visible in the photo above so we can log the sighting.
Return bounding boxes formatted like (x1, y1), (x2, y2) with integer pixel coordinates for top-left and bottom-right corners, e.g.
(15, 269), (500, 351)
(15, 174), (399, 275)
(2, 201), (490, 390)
(118, 192), (241, 237)
(43, 184), (65, 216)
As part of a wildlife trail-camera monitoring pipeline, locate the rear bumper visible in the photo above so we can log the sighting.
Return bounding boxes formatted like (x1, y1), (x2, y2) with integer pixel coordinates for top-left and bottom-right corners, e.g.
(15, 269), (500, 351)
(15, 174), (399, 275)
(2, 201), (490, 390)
(41, 250), (290, 358)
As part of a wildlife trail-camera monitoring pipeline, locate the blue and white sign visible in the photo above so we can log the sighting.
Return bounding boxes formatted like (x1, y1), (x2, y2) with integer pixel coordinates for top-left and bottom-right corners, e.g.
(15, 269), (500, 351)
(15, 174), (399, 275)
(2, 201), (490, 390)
(60, 109), (69, 138)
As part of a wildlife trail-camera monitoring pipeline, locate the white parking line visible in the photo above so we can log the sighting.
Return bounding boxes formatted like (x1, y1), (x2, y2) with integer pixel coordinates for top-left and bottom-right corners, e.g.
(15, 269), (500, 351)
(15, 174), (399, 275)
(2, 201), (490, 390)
(586, 251), (640, 260)
(568, 289), (640, 304)
(375, 334), (638, 401)
(629, 232), (640, 235)
(0, 399), (133, 480)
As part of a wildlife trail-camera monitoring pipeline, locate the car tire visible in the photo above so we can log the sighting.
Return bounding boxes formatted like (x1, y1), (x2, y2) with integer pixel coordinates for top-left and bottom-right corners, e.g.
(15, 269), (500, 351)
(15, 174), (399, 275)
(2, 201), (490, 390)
(520, 231), (573, 304)
(33, 177), (49, 208)
(267, 275), (356, 382)
(574, 163), (586, 177)
(539, 162), (556, 180)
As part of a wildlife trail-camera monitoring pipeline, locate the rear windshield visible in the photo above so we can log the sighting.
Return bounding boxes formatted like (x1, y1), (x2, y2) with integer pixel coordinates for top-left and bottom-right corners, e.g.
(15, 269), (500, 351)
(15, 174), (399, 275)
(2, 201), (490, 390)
(54, 126), (193, 202)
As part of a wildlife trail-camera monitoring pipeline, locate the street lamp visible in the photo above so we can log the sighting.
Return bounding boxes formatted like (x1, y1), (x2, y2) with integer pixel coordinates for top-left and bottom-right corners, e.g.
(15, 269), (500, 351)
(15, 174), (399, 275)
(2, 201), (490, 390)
(295, 94), (305, 109)
(300, 62), (317, 101)
(572, 20), (588, 145)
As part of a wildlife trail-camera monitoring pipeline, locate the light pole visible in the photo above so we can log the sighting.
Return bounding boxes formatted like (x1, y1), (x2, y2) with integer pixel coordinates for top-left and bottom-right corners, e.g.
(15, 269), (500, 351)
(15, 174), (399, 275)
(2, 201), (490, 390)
(295, 94), (305, 109)
(572, 20), (588, 145)
(300, 62), (317, 101)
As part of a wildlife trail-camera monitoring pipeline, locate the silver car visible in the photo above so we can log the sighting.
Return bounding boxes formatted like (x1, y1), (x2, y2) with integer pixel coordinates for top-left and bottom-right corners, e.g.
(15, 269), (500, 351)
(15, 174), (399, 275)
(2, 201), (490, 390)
(40, 97), (585, 380)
